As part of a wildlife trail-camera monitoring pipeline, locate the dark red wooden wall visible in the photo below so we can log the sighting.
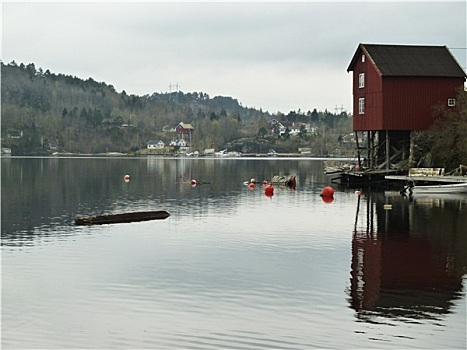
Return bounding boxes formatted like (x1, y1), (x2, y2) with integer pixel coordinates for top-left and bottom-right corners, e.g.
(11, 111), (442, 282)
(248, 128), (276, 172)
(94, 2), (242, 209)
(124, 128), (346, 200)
(351, 49), (464, 131)
(352, 51), (384, 130)
(381, 77), (463, 130)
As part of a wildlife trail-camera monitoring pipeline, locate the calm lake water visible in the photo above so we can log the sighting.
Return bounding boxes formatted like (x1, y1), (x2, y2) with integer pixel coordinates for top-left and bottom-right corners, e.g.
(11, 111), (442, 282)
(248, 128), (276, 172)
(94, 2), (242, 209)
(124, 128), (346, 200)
(2, 157), (466, 349)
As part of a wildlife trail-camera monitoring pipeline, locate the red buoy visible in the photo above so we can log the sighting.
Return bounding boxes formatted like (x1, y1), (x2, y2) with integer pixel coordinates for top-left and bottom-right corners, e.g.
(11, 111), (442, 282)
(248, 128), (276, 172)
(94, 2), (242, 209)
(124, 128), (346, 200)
(321, 195), (334, 204)
(248, 182), (255, 189)
(264, 185), (274, 196)
(320, 186), (334, 197)
(191, 179), (197, 187)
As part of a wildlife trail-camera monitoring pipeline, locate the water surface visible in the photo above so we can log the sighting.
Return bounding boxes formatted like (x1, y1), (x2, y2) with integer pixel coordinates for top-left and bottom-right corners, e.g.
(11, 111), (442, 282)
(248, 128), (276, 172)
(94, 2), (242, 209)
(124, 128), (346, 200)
(2, 157), (466, 349)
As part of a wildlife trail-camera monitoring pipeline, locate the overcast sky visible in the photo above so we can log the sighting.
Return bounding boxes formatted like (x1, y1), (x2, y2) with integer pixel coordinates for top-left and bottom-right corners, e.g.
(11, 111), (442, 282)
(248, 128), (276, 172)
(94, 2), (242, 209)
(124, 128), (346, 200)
(2, 1), (466, 114)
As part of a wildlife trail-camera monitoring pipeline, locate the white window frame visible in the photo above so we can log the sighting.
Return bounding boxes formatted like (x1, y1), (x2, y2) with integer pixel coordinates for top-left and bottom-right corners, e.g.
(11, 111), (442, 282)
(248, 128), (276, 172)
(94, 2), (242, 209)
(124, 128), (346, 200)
(359, 73), (365, 88)
(362, 54), (365, 63)
(358, 98), (365, 115)
(448, 98), (456, 107)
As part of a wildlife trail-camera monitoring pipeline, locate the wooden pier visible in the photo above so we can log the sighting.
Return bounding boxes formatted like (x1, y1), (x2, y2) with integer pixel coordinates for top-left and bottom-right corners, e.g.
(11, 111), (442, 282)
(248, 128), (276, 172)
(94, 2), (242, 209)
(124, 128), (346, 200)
(333, 169), (403, 188)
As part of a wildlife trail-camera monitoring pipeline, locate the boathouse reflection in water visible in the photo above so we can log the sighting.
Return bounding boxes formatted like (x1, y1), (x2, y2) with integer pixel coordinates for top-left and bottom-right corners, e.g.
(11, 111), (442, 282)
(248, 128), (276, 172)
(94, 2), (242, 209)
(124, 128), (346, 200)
(348, 191), (466, 322)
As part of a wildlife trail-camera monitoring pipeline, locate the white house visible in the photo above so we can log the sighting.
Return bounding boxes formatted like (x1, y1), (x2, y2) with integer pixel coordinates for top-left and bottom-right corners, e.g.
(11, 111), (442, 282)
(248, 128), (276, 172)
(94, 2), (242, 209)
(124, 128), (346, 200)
(147, 140), (165, 150)
(169, 138), (189, 151)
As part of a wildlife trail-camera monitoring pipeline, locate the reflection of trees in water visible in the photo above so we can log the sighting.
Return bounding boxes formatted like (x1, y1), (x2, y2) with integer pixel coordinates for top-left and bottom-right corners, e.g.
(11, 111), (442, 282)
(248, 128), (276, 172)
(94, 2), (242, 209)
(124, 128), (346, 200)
(2, 157), (326, 245)
(348, 191), (466, 323)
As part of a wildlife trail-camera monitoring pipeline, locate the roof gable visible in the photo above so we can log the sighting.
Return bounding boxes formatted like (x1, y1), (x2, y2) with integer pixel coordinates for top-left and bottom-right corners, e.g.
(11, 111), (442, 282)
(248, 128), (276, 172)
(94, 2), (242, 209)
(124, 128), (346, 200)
(147, 139), (163, 145)
(177, 122), (194, 130)
(348, 43), (466, 78)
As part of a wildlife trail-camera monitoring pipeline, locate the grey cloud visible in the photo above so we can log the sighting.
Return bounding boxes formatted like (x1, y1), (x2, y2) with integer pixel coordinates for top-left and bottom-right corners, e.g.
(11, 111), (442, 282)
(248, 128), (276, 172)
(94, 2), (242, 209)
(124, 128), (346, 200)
(2, 1), (465, 113)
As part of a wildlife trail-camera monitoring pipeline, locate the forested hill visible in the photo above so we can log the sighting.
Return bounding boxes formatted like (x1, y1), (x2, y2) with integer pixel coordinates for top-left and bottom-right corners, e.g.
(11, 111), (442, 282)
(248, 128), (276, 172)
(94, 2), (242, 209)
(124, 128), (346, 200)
(1, 61), (272, 154)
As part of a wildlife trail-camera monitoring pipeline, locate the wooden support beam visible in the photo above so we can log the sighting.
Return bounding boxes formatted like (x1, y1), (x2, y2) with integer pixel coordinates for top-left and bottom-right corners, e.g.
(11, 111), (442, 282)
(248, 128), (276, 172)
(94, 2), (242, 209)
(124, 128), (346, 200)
(377, 149), (403, 169)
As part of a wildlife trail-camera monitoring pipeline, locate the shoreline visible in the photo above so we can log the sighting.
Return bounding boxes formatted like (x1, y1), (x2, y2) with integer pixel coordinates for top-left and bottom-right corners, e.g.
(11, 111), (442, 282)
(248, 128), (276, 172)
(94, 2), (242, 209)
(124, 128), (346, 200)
(2, 152), (356, 161)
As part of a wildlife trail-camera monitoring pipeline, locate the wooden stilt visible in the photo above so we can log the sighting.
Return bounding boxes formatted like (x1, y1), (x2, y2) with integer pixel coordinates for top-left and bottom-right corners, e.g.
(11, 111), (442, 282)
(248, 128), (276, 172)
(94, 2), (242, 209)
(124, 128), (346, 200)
(386, 130), (390, 172)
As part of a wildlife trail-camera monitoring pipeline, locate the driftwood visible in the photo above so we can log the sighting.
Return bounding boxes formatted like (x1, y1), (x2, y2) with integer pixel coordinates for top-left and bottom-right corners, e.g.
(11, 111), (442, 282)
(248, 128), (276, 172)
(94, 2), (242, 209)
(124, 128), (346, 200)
(75, 210), (170, 226)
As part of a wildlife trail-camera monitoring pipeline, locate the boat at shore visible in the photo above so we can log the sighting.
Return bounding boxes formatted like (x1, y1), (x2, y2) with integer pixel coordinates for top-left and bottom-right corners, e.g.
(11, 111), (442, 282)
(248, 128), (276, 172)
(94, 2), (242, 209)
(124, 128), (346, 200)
(402, 182), (467, 195)
(384, 166), (467, 195)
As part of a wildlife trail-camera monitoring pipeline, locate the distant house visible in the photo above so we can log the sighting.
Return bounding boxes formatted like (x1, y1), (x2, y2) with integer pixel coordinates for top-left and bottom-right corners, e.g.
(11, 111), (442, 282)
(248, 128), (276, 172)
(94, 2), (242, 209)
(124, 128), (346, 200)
(287, 122), (307, 136)
(268, 119), (286, 135)
(147, 140), (165, 150)
(347, 43), (466, 169)
(8, 130), (23, 139)
(306, 125), (318, 134)
(169, 138), (189, 151)
(268, 119), (280, 126)
(268, 119), (311, 136)
(45, 137), (59, 150)
(176, 122), (195, 136)
(298, 147), (312, 155)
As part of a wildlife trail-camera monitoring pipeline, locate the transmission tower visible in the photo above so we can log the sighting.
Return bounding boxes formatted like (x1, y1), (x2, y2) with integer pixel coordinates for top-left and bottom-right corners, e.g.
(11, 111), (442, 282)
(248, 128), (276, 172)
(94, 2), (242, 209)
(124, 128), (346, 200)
(168, 83), (180, 103)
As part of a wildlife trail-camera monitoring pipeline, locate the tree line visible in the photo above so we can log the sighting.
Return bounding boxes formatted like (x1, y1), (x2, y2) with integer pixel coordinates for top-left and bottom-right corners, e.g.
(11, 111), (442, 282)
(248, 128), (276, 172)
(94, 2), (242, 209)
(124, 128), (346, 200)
(1, 61), (354, 155)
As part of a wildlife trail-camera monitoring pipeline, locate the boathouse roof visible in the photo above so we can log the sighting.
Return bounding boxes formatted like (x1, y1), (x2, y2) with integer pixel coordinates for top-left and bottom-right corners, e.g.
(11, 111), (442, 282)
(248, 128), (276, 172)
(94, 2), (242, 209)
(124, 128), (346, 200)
(347, 44), (466, 77)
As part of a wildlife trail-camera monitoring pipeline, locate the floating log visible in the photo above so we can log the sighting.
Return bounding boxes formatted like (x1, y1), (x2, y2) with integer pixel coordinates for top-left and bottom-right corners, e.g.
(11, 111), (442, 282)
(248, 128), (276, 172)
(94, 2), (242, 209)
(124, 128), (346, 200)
(75, 210), (170, 226)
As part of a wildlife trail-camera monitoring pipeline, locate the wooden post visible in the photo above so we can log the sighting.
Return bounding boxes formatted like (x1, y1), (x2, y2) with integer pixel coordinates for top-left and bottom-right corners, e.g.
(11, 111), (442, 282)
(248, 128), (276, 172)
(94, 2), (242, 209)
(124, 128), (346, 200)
(367, 131), (371, 169)
(355, 131), (362, 168)
(369, 131), (375, 169)
(408, 131), (415, 168)
(386, 130), (390, 172)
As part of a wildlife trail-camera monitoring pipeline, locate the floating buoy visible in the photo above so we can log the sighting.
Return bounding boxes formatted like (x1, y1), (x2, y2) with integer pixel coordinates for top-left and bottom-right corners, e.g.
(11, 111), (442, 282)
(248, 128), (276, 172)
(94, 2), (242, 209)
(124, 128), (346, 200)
(191, 179), (197, 185)
(320, 186), (334, 203)
(355, 189), (362, 196)
(124, 174), (130, 180)
(248, 182), (255, 189)
(320, 186), (334, 197)
(264, 184), (274, 196)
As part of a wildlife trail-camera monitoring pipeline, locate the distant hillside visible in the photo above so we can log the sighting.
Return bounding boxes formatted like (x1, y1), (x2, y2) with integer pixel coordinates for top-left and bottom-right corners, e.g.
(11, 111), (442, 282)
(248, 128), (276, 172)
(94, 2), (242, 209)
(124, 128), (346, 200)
(1, 61), (355, 156)
(1, 61), (272, 154)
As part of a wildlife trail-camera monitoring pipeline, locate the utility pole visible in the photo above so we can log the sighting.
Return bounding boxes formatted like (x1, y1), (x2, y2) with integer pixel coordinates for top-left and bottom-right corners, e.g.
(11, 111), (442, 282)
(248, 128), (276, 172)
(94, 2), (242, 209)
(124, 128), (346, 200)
(168, 83), (180, 103)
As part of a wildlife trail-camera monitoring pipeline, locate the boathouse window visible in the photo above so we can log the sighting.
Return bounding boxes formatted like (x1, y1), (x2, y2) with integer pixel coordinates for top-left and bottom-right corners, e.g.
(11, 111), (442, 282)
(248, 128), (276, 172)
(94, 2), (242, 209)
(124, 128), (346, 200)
(359, 73), (365, 88)
(362, 54), (365, 62)
(448, 98), (456, 107)
(358, 98), (365, 114)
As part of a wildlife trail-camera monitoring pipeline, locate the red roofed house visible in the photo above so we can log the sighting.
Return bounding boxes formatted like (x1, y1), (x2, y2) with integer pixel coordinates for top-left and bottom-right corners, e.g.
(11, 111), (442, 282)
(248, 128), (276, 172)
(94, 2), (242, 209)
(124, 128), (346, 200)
(347, 43), (466, 170)
(176, 122), (195, 137)
(175, 121), (195, 146)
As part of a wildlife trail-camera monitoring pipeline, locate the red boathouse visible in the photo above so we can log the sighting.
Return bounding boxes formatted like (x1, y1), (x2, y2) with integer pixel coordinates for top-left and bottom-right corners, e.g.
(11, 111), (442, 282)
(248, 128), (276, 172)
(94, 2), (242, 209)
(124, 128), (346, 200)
(347, 43), (466, 170)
